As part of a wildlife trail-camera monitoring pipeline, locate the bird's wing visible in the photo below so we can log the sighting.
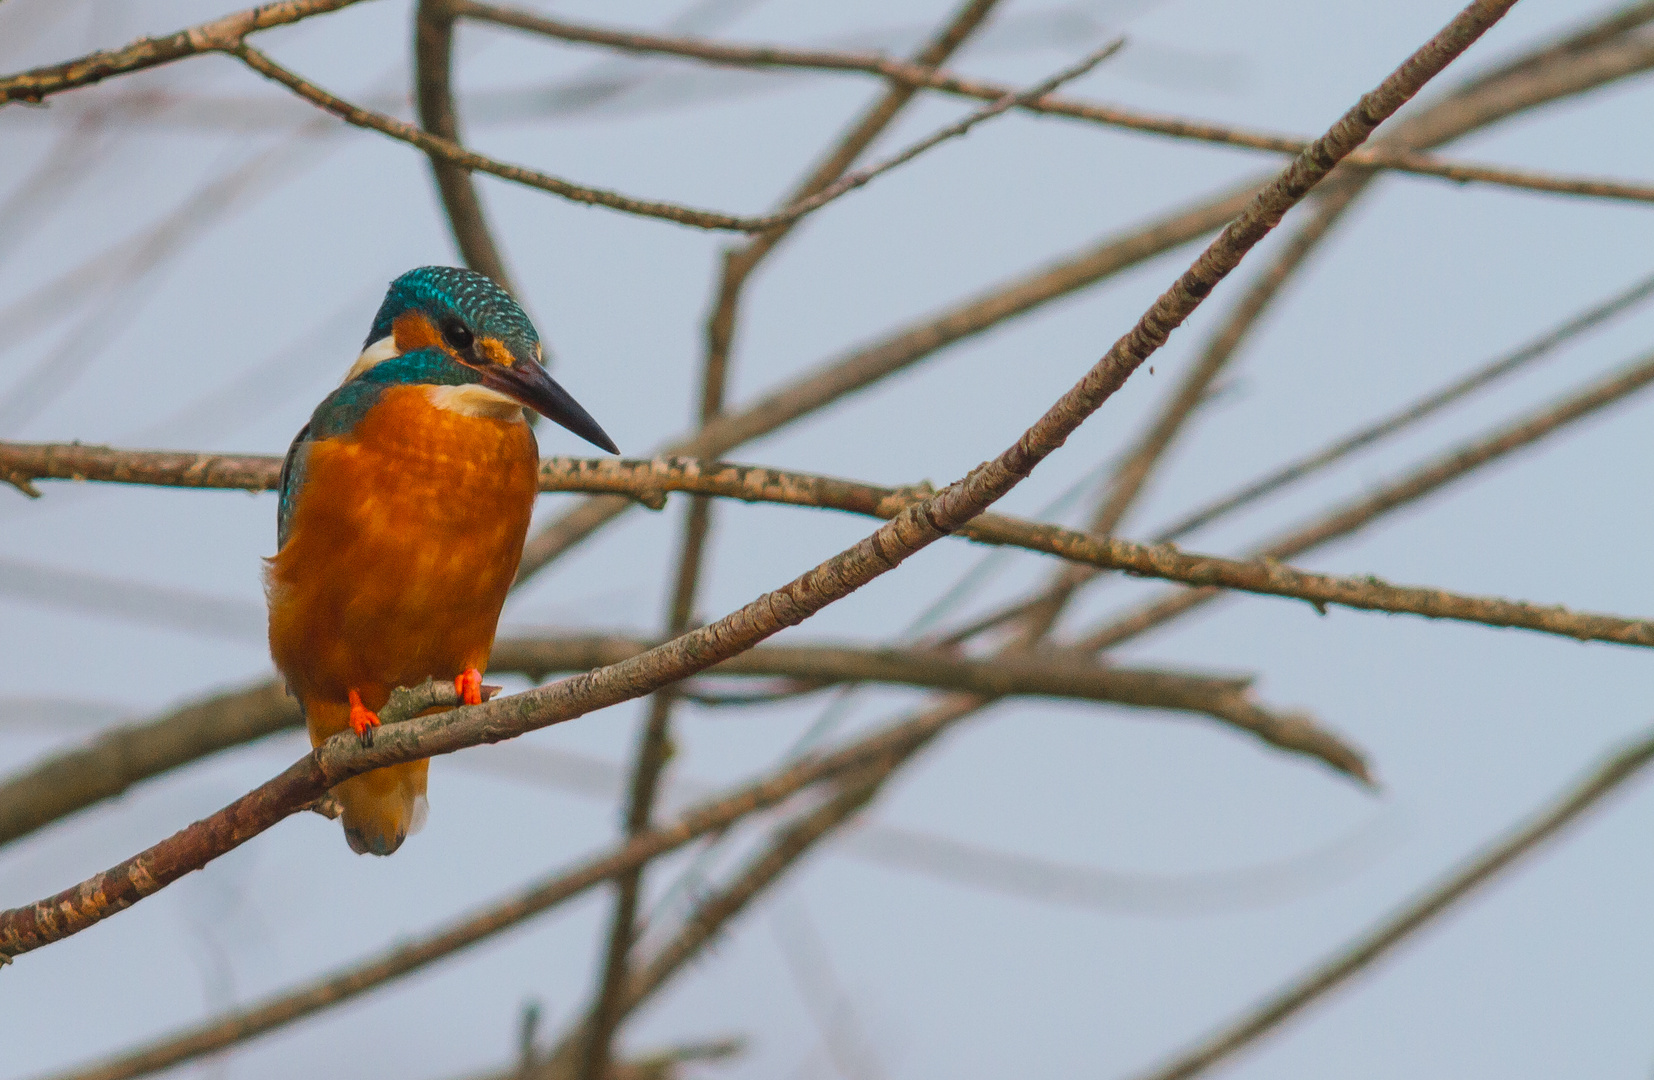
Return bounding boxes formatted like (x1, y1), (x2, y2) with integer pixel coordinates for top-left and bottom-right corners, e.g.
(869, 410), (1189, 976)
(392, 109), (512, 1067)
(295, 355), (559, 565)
(276, 420), (313, 552)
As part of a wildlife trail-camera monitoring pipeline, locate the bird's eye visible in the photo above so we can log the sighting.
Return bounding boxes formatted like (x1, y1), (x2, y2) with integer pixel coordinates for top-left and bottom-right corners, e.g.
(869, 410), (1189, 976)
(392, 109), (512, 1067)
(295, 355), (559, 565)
(439, 318), (474, 351)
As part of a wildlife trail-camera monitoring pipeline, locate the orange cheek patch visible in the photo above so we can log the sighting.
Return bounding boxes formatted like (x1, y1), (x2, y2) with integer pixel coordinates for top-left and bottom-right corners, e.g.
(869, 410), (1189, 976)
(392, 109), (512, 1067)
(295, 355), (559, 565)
(477, 337), (514, 367)
(393, 311), (443, 353)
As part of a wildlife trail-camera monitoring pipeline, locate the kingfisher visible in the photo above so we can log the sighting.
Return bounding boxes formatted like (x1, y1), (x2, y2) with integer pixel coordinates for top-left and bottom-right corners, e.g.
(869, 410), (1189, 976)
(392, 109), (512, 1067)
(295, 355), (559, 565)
(266, 266), (617, 856)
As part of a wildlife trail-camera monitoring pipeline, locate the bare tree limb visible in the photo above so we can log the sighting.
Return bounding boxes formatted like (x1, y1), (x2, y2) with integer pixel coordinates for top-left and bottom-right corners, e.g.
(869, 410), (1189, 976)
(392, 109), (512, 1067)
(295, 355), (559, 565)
(1127, 723), (1654, 1080)
(8, 443), (1652, 656)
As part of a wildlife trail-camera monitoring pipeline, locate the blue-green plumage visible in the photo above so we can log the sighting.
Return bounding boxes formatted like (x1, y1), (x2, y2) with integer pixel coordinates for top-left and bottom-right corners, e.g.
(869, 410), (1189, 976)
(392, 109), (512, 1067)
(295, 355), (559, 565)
(365, 265), (540, 354)
(277, 348), (483, 548)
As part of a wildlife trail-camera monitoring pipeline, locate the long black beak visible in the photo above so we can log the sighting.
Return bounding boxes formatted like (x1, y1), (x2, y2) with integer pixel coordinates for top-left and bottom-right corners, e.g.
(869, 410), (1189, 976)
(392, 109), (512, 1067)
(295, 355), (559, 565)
(483, 359), (618, 454)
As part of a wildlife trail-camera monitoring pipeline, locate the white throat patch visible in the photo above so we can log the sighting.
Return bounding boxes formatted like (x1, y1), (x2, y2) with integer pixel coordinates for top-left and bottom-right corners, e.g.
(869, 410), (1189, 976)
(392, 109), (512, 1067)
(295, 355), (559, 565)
(425, 383), (524, 420)
(343, 335), (400, 383)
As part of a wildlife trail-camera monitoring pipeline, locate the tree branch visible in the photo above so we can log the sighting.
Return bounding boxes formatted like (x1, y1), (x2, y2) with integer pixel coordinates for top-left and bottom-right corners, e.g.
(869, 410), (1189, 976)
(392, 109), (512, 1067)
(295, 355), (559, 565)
(0, 0), (369, 105)
(20, 726), (919, 1079)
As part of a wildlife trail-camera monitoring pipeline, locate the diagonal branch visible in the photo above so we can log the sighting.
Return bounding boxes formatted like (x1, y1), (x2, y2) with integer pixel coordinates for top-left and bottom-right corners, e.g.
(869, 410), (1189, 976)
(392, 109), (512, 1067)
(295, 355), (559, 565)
(1128, 722), (1654, 1080)
(0, 0), (1515, 962)
(0, 0), (368, 104)
(949, 14), (1654, 646)
(21, 730), (912, 1080)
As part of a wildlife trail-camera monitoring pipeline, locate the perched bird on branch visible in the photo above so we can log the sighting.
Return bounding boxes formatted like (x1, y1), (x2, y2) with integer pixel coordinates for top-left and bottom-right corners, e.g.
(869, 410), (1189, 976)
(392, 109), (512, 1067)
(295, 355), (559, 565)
(266, 267), (617, 855)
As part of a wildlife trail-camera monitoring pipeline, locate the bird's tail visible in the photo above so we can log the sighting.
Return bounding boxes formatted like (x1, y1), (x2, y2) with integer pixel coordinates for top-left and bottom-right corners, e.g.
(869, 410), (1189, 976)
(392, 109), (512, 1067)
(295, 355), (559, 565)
(305, 698), (430, 856)
(335, 762), (430, 856)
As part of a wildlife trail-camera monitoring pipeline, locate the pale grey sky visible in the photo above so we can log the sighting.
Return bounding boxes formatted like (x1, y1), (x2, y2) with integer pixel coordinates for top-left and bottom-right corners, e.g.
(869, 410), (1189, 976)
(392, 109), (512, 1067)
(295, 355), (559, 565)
(3, 2), (1654, 1078)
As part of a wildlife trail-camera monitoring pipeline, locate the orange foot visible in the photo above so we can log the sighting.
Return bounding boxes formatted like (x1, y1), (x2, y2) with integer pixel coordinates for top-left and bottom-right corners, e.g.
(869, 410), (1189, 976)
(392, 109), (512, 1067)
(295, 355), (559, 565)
(347, 689), (381, 746)
(455, 667), (483, 706)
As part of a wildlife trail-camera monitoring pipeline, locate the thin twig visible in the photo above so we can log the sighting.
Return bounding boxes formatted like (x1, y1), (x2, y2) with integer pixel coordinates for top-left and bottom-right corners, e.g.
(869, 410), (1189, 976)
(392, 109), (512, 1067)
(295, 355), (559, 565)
(1128, 724), (1654, 1080)
(229, 44), (760, 231)
(1150, 265), (1654, 543)
(1080, 342), (1654, 652)
(0, 0), (1512, 962)
(761, 37), (1126, 228)
(0, 0), (368, 104)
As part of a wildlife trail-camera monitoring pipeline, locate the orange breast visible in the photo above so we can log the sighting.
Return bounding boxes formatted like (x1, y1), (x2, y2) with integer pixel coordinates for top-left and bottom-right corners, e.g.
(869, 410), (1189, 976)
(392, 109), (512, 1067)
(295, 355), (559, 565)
(266, 384), (539, 713)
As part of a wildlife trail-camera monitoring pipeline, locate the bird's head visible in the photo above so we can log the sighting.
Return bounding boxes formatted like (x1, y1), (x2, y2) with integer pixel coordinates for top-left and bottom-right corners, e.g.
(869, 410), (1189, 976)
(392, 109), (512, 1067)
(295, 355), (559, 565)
(347, 266), (618, 453)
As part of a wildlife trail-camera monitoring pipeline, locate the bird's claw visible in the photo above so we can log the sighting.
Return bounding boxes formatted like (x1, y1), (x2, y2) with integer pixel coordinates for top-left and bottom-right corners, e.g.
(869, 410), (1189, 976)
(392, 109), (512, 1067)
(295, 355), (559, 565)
(455, 667), (483, 707)
(348, 689), (380, 746)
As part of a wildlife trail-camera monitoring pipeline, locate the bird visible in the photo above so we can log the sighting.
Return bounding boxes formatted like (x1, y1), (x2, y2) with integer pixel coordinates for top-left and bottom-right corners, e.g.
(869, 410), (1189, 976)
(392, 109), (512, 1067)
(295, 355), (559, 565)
(266, 266), (617, 855)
